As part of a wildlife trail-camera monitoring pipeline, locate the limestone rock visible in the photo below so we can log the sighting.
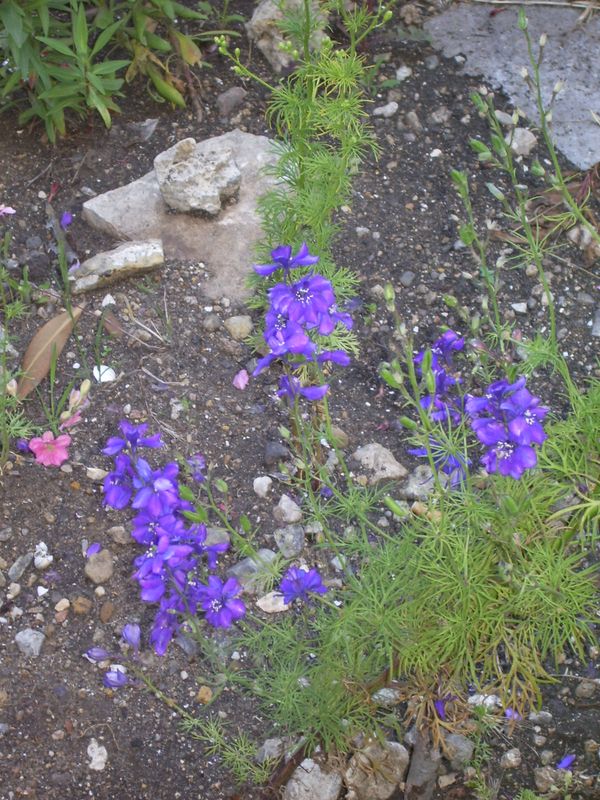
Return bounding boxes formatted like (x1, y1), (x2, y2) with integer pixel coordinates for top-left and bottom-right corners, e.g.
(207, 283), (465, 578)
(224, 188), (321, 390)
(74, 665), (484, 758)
(274, 524), (305, 558)
(84, 549), (114, 584)
(154, 138), (241, 215)
(253, 476), (273, 498)
(15, 628), (45, 657)
(444, 733), (475, 770)
(352, 443), (408, 483)
(283, 758), (342, 800)
(72, 240), (163, 294)
(273, 494), (303, 524)
(256, 591), (289, 613)
(500, 748), (522, 769)
(345, 741), (409, 800)
(217, 86), (247, 117)
(224, 315), (253, 340)
(82, 129), (278, 303)
(246, 0), (328, 73)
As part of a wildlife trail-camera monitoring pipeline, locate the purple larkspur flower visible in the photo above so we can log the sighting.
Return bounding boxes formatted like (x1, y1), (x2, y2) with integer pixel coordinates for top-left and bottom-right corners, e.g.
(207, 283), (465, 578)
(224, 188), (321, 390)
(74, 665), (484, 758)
(103, 421), (163, 456)
(556, 754), (576, 770)
(187, 453), (206, 483)
(277, 375), (329, 402)
(86, 542), (102, 557)
(409, 437), (471, 487)
(60, 211), (73, 230)
(196, 576), (246, 628)
(254, 242), (319, 277)
(279, 566), (328, 605)
(431, 330), (464, 364)
(465, 377), (526, 418)
(502, 387), (549, 446)
(103, 453), (134, 509)
(85, 647), (110, 663)
(504, 708), (522, 720)
(433, 693), (456, 721)
(103, 668), (129, 688)
(150, 597), (182, 656)
(481, 438), (537, 480)
(131, 509), (183, 547)
(132, 459), (180, 516)
(269, 274), (336, 332)
(122, 623), (141, 652)
(316, 350), (351, 367)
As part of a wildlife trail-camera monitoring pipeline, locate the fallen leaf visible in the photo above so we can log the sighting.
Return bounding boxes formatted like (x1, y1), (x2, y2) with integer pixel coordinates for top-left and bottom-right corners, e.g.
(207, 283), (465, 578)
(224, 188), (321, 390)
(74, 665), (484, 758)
(101, 310), (124, 338)
(196, 685), (213, 704)
(17, 307), (84, 399)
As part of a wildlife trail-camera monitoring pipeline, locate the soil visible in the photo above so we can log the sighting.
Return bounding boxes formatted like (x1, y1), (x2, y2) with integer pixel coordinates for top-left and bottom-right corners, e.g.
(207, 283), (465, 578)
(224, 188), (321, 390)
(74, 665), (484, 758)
(0, 2), (599, 799)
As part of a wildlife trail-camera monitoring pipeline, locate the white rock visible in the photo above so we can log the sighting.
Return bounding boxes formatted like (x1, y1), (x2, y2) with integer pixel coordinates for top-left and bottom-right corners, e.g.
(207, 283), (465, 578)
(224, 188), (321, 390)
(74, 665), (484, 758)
(86, 467), (109, 481)
(154, 138), (241, 215)
(34, 542), (53, 571)
(92, 365), (117, 383)
(395, 65), (413, 81)
(253, 476), (273, 498)
(273, 494), (303, 524)
(511, 302), (528, 314)
(373, 101), (399, 118)
(500, 748), (522, 769)
(345, 741), (409, 800)
(54, 598), (70, 612)
(352, 443), (408, 484)
(224, 314), (253, 340)
(87, 738), (108, 771)
(73, 240), (164, 294)
(283, 758), (342, 800)
(256, 591), (290, 613)
(101, 293), (116, 307)
(507, 127), (537, 156)
(15, 628), (45, 657)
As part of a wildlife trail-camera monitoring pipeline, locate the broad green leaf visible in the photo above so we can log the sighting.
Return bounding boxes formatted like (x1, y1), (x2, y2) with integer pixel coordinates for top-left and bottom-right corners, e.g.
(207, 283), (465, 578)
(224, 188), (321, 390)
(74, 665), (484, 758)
(91, 20), (123, 57)
(213, 478), (229, 494)
(173, 31), (201, 65)
(37, 36), (76, 59)
(73, 3), (88, 56)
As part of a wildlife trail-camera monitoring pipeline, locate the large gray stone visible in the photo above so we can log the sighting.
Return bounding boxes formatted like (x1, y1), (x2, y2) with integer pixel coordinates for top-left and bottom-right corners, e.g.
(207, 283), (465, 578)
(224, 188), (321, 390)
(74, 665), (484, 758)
(345, 741), (409, 800)
(283, 758), (342, 800)
(425, 6), (600, 169)
(153, 137), (241, 214)
(82, 129), (278, 303)
(72, 240), (163, 294)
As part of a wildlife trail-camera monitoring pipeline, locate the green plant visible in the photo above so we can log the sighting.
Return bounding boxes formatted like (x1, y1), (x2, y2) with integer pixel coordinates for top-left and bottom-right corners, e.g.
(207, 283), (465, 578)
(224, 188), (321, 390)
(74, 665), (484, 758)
(180, 715), (277, 785)
(0, 0), (236, 141)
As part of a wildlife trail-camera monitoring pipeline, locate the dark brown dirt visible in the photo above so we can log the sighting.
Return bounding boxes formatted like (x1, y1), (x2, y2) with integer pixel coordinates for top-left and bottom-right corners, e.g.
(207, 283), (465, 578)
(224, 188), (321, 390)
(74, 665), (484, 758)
(0, 2), (598, 799)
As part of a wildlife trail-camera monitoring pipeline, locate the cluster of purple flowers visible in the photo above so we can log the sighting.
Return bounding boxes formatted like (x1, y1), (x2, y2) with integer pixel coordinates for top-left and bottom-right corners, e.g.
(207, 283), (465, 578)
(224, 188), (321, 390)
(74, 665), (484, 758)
(466, 377), (548, 480)
(102, 421), (245, 657)
(412, 331), (548, 482)
(253, 243), (352, 400)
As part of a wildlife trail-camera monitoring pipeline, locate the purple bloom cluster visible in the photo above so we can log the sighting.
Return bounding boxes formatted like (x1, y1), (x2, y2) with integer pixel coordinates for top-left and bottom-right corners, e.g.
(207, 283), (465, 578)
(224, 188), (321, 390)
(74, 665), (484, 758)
(414, 330), (465, 424)
(253, 244), (352, 395)
(279, 566), (328, 605)
(102, 422), (246, 657)
(411, 331), (548, 483)
(466, 377), (548, 480)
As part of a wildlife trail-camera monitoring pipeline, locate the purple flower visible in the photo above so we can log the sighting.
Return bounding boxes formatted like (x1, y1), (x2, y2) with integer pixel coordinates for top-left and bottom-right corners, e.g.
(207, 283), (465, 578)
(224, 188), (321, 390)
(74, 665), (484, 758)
(86, 542), (102, 557)
(103, 421), (163, 456)
(409, 438), (470, 487)
(187, 453), (206, 483)
(556, 754), (576, 771)
(316, 350), (351, 367)
(0, 204), (16, 216)
(132, 459), (180, 516)
(481, 438), (537, 480)
(150, 598), (182, 656)
(103, 668), (129, 688)
(254, 242), (319, 277)
(103, 453), (134, 509)
(122, 623), (141, 652)
(504, 708), (522, 720)
(269, 274), (336, 333)
(433, 694), (456, 721)
(60, 211), (73, 230)
(131, 509), (183, 546)
(279, 566), (328, 605)
(196, 576), (246, 628)
(277, 375), (329, 402)
(502, 387), (548, 446)
(432, 330), (464, 364)
(84, 647), (110, 663)
(16, 438), (30, 452)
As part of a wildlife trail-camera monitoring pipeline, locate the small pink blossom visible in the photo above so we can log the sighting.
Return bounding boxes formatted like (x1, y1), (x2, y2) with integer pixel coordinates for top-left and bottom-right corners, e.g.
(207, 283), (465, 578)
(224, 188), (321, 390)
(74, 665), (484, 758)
(28, 431), (71, 467)
(0, 204), (16, 216)
(232, 369), (249, 391)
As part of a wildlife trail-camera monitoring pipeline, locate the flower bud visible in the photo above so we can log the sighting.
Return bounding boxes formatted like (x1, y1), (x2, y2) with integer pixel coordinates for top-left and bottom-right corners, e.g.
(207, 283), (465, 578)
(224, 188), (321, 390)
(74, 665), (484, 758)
(552, 80), (564, 95)
(5, 378), (17, 397)
(519, 67), (529, 80)
(539, 33), (547, 48)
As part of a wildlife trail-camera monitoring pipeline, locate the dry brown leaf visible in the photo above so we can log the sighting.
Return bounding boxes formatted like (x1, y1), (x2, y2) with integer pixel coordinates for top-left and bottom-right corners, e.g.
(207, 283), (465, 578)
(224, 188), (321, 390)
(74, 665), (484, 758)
(17, 306), (84, 399)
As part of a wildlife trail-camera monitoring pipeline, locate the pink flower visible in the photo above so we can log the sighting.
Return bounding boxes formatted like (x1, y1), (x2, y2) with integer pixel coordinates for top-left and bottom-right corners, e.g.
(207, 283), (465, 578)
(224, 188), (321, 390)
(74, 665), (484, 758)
(0, 204), (16, 216)
(232, 369), (249, 391)
(28, 431), (72, 467)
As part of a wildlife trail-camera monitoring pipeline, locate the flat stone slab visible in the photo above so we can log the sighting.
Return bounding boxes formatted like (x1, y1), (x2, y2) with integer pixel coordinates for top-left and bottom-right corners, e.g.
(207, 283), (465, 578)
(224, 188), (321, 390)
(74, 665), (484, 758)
(82, 129), (279, 302)
(425, 6), (600, 169)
